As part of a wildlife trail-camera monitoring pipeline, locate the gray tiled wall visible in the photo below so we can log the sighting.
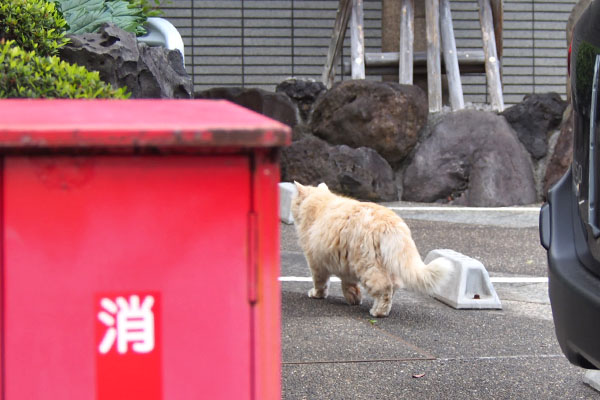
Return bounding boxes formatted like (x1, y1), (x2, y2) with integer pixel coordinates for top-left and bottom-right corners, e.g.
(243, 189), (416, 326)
(161, 0), (576, 105)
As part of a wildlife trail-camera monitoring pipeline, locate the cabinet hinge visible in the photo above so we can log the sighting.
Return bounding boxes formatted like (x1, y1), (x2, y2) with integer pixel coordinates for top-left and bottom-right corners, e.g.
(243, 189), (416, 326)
(247, 212), (258, 304)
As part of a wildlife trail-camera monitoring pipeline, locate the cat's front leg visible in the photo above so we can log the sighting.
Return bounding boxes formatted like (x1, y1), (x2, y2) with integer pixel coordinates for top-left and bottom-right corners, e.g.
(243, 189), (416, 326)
(305, 254), (330, 299)
(308, 270), (330, 299)
(308, 277), (329, 299)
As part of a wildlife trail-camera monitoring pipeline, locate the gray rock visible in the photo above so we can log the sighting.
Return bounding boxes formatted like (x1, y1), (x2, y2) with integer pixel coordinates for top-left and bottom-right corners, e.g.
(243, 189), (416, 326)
(403, 110), (537, 206)
(291, 123), (312, 142)
(544, 106), (573, 196)
(276, 78), (326, 122)
(281, 134), (398, 202)
(59, 23), (192, 99)
(501, 92), (567, 159)
(195, 87), (299, 128)
(309, 80), (428, 166)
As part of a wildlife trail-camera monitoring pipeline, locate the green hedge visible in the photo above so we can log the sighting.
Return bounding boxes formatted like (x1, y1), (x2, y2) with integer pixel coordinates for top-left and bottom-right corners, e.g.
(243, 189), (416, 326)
(0, 40), (130, 99)
(0, 0), (69, 57)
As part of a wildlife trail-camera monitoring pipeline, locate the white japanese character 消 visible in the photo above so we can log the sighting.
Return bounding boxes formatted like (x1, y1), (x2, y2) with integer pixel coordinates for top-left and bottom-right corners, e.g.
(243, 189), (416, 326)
(98, 294), (155, 354)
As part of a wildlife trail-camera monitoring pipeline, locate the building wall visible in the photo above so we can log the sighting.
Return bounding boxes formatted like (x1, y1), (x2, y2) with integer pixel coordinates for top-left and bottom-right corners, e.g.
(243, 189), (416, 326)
(161, 0), (577, 105)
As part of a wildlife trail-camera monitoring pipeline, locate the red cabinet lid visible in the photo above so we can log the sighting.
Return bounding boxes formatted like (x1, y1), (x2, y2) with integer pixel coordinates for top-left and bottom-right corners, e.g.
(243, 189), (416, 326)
(0, 99), (291, 152)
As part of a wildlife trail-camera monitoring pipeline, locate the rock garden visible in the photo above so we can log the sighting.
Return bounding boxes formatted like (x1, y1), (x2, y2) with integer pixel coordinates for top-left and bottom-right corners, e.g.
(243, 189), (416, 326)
(204, 79), (570, 207)
(1, 0), (572, 207)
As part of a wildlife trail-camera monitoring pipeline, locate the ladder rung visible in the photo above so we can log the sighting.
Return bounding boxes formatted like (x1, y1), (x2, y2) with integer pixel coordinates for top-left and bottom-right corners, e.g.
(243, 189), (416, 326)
(365, 50), (485, 67)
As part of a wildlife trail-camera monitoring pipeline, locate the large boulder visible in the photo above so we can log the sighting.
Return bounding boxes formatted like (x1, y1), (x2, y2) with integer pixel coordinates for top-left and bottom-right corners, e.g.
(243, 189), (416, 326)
(403, 110), (537, 206)
(309, 80), (428, 165)
(544, 106), (574, 195)
(195, 87), (299, 128)
(501, 93), (567, 159)
(281, 134), (398, 202)
(59, 23), (192, 99)
(276, 78), (326, 122)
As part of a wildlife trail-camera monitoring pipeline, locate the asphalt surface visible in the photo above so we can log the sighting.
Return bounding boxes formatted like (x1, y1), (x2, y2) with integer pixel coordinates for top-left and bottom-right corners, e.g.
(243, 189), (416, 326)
(279, 202), (600, 399)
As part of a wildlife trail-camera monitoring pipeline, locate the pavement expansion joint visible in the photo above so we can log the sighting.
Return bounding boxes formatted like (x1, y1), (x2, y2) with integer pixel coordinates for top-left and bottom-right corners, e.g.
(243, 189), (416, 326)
(281, 357), (436, 366)
(354, 316), (436, 360)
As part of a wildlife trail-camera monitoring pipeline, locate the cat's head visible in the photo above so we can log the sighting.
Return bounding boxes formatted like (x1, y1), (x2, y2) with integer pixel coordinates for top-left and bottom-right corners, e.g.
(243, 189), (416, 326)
(293, 181), (329, 198)
(291, 181), (330, 223)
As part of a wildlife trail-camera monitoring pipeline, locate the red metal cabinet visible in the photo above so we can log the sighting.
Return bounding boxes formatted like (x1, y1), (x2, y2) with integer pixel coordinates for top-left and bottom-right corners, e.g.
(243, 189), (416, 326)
(0, 99), (290, 400)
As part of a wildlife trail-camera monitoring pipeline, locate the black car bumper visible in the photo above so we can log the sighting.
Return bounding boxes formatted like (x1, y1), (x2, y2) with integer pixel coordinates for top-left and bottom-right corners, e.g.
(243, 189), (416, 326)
(540, 169), (600, 369)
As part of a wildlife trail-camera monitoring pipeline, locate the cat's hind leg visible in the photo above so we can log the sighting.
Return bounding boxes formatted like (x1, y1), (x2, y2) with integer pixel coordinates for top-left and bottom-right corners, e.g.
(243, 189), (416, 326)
(360, 266), (394, 317)
(341, 280), (362, 305)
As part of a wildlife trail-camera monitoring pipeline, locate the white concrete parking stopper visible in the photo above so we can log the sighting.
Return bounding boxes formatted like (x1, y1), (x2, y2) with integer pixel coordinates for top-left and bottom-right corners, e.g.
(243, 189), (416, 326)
(425, 249), (502, 309)
(584, 370), (600, 392)
(279, 182), (297, 224)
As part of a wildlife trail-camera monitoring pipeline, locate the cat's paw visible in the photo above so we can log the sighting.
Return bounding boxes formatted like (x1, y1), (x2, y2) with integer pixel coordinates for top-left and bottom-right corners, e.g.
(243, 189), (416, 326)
(343, 285), (362, 305)
(308, 288), (327, 299)
(369, 308), (390, 318)
(369, 300), (392, 317)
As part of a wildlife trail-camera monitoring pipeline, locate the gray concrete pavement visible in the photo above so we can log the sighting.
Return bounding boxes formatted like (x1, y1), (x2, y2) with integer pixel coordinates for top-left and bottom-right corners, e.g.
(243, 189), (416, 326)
(279, 203), (600, 399)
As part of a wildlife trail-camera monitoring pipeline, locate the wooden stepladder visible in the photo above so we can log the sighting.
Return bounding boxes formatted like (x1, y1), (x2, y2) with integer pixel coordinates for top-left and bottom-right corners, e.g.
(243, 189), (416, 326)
(322, 0), (505, 112)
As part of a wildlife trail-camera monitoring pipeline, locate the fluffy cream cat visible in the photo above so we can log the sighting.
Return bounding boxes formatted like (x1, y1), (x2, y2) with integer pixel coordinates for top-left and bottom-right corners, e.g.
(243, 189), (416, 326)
(291, 182), (453, 317)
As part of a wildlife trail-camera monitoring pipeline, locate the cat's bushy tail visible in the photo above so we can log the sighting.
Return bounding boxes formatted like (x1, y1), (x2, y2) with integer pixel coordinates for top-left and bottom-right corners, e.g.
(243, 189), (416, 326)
(381, 234), (454, 294)
(402, 256), (453, 294)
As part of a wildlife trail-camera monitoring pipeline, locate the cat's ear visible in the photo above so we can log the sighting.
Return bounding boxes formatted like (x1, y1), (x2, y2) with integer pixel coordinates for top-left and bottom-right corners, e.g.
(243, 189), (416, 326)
(294, 181), (307, 195)
(317, 182), (329, 191)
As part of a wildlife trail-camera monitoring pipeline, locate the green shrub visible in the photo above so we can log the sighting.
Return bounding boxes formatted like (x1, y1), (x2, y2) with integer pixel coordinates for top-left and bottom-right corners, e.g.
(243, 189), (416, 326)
(128, 0), (163, 18)
(575, 41), (600, 111)
(0, 40), (130, 99)
(51, 0), (157, 35)
(0, 0), (69, 57)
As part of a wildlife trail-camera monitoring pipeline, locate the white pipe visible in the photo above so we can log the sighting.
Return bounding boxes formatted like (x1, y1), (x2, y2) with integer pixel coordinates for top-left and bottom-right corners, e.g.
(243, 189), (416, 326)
(138, 17), (185, 63)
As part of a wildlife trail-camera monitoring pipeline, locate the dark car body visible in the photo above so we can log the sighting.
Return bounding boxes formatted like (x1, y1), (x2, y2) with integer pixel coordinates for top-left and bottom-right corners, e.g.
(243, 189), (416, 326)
(540, 0), (600, 369)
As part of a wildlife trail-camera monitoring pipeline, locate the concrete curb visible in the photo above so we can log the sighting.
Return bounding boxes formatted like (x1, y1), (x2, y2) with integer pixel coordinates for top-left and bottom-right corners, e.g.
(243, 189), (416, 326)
(584, 370), (600, 392)
(279, 182), (296, 224)
(425, 249), (502, 309)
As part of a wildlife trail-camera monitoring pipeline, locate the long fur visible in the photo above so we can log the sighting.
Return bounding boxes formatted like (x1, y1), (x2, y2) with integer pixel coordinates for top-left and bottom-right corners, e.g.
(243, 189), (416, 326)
(291, 182), (453, 317)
